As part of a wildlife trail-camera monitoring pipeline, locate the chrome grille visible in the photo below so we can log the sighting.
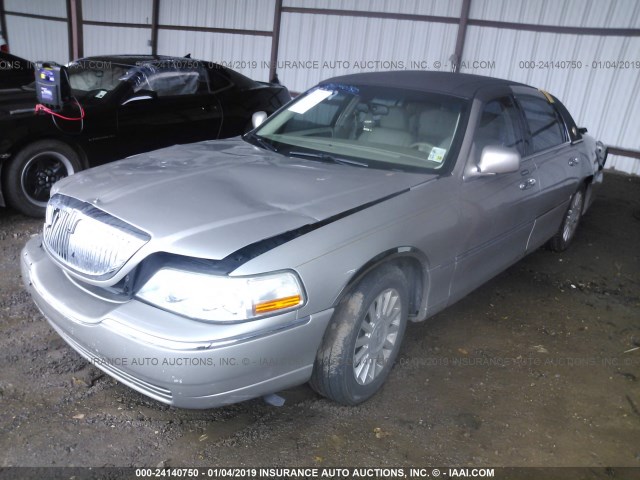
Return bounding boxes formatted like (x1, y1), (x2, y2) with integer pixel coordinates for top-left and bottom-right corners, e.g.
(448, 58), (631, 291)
(43, 194), (150, 279)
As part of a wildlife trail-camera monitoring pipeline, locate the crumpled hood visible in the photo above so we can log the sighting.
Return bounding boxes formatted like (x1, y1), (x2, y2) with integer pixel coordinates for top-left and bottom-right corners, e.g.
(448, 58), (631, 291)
(53, 138), (433, 260)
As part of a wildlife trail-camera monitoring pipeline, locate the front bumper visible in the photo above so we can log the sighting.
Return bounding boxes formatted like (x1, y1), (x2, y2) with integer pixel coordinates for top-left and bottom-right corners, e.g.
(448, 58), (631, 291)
(21, 236), (333, 408)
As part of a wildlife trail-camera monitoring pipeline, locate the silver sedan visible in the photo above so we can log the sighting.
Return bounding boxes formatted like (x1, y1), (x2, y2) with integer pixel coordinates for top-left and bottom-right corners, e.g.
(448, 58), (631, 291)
(22, 71), (607, 407)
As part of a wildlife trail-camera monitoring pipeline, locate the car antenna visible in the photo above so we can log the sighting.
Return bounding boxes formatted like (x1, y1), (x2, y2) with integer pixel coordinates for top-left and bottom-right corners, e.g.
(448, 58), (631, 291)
(184, 53), (191, 58)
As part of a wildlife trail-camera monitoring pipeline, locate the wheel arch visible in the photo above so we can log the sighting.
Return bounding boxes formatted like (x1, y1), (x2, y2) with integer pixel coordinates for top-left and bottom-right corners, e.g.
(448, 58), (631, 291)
(5, 136), (89, 172)
(1, 136), (89, 199)
(1, 137), (88, 215)
(332, 247), (431, 323)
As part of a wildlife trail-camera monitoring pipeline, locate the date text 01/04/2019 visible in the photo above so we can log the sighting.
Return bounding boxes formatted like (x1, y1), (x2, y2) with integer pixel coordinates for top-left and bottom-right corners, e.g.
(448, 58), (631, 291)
(133, 467), (497, 478)
(519, 60), (640, 69)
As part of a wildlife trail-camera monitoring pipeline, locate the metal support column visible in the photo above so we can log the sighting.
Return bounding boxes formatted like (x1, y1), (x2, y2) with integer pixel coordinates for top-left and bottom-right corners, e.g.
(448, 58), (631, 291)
(269, 0), (283, 83)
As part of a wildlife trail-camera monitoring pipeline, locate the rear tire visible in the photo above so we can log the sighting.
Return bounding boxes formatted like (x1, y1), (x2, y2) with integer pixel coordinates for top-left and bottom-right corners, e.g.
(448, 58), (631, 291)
(310, 264), (409, 405)
(548, 185), (586, 252)
(4, 140), (82, 217)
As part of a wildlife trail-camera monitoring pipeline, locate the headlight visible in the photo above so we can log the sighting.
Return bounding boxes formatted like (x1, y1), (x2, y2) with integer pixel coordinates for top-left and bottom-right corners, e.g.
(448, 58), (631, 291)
(136, 268), (305, 322)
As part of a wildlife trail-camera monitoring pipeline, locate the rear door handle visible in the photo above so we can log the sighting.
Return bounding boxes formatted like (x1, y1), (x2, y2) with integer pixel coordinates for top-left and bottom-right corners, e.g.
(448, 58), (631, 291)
(568, 157), (580, 166)
(519, 178), (537, 190)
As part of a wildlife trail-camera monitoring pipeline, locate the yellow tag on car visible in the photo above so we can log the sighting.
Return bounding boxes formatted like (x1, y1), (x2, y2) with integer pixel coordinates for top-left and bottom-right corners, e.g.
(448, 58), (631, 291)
(539, 89), (555, 103)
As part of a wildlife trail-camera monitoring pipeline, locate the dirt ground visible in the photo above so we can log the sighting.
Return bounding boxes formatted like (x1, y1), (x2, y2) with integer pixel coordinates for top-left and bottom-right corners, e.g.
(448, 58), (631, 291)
(0, 171), (638, 472)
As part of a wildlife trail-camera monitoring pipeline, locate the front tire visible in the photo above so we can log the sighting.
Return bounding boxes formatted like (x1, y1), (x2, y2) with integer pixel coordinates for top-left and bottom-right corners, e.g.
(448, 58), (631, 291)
(548, 185), (586, 252)
(310, 264), (409, 405)
(4, 140), (82, 217)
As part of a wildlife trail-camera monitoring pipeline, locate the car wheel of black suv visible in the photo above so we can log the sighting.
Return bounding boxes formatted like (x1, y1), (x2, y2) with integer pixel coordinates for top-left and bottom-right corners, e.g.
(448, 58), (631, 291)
(310, 264), (409, 405)
(4, 140), (82, 217)
(548, 185), (586, 252)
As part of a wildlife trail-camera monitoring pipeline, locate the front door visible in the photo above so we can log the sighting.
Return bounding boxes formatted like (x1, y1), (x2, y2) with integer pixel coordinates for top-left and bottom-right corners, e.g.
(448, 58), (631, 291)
(117, 63), (222, 158)
(451, 95), (539, 300)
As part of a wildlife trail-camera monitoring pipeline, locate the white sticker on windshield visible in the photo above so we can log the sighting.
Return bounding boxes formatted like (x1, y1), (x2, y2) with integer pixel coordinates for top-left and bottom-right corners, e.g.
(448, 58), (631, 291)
(428, 147), (446, 163)
(95, 90), (107, 99)
(288, 89), (332, 114)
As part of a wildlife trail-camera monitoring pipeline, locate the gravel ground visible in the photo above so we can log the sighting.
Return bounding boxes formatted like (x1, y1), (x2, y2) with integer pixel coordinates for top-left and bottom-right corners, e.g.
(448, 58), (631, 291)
(0, 171), (638, 471)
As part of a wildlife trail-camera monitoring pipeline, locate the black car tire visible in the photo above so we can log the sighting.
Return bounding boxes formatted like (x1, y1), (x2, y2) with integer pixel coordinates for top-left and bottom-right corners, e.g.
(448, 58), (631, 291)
(310, 264), (409, 405)
(4, 140), (82, 217)
(547, 185), (586, 252)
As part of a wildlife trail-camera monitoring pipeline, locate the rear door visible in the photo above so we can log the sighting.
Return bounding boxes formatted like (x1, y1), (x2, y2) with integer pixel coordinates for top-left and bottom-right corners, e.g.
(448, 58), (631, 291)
(452, 93), (539, 300)
(513, 89), (580, 250)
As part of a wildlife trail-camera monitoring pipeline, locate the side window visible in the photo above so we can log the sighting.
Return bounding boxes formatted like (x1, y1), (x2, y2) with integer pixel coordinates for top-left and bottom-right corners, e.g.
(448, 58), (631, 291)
(208, 68), (232, 92)
(518, 96), (567, 153)
(134, 66), (209, 97)
(474, 96), (525, 157)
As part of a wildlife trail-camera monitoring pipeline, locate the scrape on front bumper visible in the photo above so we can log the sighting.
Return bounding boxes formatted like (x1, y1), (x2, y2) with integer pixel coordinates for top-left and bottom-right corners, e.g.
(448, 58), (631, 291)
(21, 235), (333, 408)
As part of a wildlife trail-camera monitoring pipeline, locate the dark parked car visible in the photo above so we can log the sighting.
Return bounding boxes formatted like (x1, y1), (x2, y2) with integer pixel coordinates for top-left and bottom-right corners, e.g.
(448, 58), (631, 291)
(0, 51), (33, 89)
(22, 71), (607, 408)
(0, 54), (290, 216)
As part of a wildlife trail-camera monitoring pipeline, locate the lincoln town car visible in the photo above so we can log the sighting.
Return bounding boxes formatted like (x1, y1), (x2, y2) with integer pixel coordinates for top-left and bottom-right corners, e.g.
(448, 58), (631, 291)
(21, 71), (607, 407)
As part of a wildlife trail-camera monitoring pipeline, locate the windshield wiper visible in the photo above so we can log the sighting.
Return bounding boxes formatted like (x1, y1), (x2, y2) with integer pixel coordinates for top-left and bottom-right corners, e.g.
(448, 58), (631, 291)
(287, 151), (368, 168)
(245, 132), (278, 152)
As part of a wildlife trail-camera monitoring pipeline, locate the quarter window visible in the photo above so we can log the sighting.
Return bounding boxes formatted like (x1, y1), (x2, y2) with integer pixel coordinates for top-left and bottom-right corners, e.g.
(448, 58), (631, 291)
(518, 96), (567, 153)
(208, 68), (233, 91)
(132, 65), (209, 97)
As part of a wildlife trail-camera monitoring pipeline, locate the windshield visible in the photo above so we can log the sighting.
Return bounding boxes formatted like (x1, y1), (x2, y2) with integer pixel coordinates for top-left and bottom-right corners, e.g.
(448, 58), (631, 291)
(66, 60), (209, 102)
(66, 61), (131, 101)
(252, 84), (468, 172)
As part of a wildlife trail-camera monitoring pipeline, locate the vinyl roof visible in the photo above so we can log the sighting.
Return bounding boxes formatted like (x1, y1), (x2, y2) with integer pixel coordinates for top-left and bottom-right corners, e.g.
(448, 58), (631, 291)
(319, 70), (530, 98)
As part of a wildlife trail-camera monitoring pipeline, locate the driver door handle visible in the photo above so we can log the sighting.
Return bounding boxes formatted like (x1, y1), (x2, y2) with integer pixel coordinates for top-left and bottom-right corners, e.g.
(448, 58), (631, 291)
(519, 178), (537, 190)
(568, 157), (580, 166)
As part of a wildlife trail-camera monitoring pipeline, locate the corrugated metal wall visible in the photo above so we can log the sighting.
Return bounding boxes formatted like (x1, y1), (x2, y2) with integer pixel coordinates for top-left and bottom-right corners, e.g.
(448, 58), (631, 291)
(462, 0), (640, 173)
(1, 0), (638, 173)
(157, 0), (274, 80)
(278, 15), (459, 89)
(274, 0), (639, 174)
(159, 0), (275, 31)
(279, 0), (461, 88)
(82, 0), (153, 56)
(157, 30), (271, 79)
(83, 0), (153, 24)
(4, 0), (69, 64)
(83, 24), (152, 56)
(470, 0), (638, 28)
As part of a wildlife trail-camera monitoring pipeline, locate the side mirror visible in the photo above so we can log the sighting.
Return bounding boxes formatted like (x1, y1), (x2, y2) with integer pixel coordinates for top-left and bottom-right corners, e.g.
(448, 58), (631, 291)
(122, 89), (157, 105)
(476, 145), (520, 175)
(252, 111), (268, 129)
